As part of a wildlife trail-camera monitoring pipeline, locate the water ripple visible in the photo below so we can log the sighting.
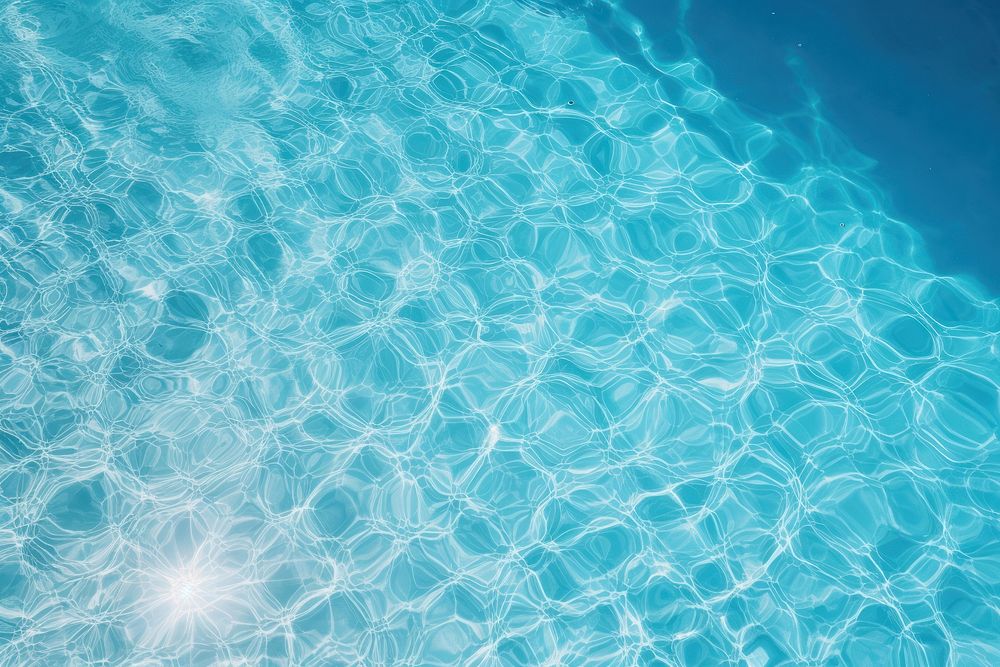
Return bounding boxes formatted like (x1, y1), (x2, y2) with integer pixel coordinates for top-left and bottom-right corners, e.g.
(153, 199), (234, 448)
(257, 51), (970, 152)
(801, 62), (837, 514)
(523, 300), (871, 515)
(0, 0), (998, 665)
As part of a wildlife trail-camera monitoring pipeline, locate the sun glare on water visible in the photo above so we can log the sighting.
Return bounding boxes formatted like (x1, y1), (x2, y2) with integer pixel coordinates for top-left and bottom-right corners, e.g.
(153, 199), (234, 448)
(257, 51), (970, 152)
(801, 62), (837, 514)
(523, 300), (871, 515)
(164, 566), (210, 615)
(135, 546), (257, 650)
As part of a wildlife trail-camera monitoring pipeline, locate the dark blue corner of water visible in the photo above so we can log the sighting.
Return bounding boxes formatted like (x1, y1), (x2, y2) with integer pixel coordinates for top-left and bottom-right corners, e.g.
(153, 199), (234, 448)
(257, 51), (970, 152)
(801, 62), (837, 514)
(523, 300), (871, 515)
(582, 0), (1000, 293)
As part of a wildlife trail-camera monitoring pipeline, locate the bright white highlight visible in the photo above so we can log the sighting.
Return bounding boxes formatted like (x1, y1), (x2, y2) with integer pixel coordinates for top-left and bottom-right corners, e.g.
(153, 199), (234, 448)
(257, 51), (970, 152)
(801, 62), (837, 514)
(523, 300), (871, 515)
(133, 540), (258, 650)
(163, 565), (212, 615)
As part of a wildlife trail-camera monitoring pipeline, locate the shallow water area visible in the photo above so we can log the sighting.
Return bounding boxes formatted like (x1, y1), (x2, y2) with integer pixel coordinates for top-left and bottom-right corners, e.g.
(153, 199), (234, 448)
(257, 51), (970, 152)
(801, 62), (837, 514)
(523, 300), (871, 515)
(0, 0), (999, 665)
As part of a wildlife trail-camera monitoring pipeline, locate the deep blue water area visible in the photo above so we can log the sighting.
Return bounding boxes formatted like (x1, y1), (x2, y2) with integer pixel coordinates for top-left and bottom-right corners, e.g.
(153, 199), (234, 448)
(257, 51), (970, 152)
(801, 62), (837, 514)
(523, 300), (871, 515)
(614, 0), (1000, 292)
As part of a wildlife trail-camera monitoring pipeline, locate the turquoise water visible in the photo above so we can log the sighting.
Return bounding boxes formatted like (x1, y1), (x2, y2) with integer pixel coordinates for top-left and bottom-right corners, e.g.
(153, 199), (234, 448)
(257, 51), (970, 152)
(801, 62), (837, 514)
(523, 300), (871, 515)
(1, 0), (999, 665)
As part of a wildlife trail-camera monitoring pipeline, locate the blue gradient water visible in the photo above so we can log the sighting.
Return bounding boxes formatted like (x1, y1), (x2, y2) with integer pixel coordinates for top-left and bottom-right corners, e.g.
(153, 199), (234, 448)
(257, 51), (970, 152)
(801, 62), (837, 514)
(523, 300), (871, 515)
(615, 0), (1000, 293)
(0, 1), (998, 665)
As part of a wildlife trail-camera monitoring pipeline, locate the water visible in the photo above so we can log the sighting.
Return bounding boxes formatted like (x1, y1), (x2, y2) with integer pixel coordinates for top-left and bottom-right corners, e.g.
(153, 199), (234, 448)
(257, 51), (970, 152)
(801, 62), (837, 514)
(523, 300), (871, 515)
(0, 0), (998, 665)
(618, 0), (1000, 293)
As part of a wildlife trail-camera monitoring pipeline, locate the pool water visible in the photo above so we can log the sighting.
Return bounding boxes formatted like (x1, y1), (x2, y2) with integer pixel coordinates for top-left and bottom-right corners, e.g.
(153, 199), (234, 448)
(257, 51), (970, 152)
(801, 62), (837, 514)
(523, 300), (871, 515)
(617, 0), (1000, 294)
(0, 0), (998, 665)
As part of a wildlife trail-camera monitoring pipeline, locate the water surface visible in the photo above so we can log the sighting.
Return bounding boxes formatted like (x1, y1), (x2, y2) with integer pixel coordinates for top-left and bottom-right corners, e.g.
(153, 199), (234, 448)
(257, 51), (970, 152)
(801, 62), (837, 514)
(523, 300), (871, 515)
(0, 0), (998, 665)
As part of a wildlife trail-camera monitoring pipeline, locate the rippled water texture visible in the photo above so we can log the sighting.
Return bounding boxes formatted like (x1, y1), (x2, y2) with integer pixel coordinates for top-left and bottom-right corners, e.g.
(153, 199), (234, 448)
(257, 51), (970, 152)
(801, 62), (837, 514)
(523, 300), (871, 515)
(1, 0), (999, 665)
